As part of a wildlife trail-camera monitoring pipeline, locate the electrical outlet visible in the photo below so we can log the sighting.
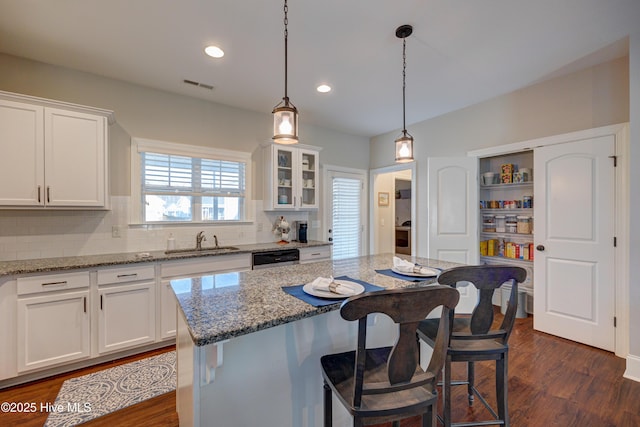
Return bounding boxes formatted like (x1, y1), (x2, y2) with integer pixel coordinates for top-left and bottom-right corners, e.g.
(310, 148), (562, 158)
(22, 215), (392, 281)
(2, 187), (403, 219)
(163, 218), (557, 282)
(257, 223), (263, 232)
(111, 225), (122, 238)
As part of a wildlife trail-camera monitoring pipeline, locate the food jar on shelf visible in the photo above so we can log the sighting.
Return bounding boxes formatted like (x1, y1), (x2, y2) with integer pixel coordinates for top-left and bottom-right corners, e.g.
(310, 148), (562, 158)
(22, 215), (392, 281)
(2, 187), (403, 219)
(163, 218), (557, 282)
(506, 215), (517, 233)
(495, 215), (506, 233)
(482, 215), (496, 232)
(517, 216), (532, 234)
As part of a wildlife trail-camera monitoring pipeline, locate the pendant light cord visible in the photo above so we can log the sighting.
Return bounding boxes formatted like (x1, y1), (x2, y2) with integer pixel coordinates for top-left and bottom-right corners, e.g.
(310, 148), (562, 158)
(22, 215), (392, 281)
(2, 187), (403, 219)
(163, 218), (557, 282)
(402, 37), (407, 132)
(283, 0), (289, 101)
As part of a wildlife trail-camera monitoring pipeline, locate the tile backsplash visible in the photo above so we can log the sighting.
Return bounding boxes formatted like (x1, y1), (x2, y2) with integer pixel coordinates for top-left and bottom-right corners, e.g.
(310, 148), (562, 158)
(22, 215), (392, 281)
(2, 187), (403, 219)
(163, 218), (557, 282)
(0, 197), (317, 261)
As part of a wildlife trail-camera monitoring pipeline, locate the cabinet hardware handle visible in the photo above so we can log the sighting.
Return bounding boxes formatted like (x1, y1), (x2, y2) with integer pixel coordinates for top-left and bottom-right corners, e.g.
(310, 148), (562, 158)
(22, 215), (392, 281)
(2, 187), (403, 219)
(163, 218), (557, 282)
(47, 186), (51, 203)
(42, 281), (68, 286)
(83, 297), (87, 313)
(117, 273), (138, 278)
(100, 295), (103, 310)
(311, 253), (321, 256)
(37, 186), (41, 203)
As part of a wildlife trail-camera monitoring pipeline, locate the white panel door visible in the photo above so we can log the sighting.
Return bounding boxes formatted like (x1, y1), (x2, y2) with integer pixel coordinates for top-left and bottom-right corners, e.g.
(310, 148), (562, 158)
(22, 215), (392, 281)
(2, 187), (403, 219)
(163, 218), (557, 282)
(533, 136), (615, 351)
(17, 290), (90, 372)
(427, 157), (478, 313)
(44, 107), (106, 207)
(328, 171), (365, 260)
(98, 282), (156, 354)
(0, 100), (44, 206)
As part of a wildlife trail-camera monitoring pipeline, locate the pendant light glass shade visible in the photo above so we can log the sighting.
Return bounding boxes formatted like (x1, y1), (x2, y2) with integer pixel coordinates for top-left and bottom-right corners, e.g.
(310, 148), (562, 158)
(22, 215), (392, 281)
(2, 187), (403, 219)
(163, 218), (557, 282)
(273, 102), (298, 144)
(273, 0), (299, 144)
(394, 24), (414, 163)
(395, 131), (414, 163)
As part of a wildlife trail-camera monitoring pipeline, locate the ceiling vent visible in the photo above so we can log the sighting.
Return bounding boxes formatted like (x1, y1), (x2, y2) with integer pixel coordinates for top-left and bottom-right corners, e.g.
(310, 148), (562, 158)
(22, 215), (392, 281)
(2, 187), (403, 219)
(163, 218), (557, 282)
(183, 79), (214, 90)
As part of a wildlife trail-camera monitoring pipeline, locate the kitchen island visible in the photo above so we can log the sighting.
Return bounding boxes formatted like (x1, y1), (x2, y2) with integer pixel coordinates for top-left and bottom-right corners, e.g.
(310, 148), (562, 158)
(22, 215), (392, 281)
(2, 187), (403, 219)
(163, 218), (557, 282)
(172, 253), (461, 427)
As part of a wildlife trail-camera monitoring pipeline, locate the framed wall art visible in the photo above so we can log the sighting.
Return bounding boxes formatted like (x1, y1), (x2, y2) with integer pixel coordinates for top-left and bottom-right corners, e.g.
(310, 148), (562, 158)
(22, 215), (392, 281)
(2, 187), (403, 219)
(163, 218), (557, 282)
(378, 192), (389, 206)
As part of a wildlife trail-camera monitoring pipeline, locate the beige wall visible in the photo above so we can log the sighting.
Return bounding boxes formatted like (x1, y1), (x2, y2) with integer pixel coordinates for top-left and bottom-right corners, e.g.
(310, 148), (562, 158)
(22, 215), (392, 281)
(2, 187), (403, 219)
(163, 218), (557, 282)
(0, 53), (370, 197)
(371, 56), (629, 167)
(370, 52), (639, 376)
(370, 55), (629, 258)
(0, 53), (369, 259)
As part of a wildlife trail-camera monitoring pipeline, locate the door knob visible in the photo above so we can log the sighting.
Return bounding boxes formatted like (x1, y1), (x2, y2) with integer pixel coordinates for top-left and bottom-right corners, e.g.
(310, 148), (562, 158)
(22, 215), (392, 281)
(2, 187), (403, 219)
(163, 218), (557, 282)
(536, 245), (545, 251)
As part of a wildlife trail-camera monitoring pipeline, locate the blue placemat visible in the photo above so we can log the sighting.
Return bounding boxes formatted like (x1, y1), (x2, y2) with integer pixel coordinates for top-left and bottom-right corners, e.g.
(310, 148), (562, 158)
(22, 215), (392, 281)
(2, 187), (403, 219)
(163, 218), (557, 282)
(375, 268), (440, 282)
(282, 276), (384, 307)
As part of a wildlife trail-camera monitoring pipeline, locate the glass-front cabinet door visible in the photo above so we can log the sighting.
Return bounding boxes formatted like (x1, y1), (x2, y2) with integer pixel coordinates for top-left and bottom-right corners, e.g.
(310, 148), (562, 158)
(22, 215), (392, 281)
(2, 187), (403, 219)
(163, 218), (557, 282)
(265, 144), (320, 210)
(275, 146), (295, 209)
(298, 148), (318, 209)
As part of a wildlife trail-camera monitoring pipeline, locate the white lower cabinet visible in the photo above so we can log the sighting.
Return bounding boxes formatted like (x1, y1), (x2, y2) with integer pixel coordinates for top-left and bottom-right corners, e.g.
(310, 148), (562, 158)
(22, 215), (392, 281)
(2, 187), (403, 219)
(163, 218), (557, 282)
(16, 272), (90, 373)
(160, 279), (178, 340)
(4, 254), (254, 383)
(160, 253), (252, 339)
(298, 245), (332, 264)
(96, 265), (156, 354)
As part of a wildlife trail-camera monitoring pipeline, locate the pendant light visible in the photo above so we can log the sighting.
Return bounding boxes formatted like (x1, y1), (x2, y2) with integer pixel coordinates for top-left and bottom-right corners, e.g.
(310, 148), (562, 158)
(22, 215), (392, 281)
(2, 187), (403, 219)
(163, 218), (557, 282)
(272, 0), (299, 144)
(395, 24), (414, 163)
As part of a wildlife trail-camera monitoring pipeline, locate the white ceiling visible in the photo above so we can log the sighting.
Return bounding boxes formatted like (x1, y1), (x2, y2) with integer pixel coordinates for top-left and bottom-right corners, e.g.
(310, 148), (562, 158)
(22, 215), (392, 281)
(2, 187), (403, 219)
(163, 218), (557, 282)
(0, 0), (638, 137)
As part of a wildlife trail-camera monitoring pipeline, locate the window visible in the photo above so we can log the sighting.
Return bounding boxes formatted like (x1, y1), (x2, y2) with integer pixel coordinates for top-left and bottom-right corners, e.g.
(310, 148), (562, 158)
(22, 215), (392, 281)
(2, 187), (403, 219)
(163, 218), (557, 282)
(131, 138), (251, 224)
(331, 175), (363, 260)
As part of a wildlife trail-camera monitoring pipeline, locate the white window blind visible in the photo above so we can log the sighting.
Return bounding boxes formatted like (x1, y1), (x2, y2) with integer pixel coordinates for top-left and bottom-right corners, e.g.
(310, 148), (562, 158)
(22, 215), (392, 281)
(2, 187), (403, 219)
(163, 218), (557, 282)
(137, 147), (247, 223)
(142, 152), (245, 197)
(331, 177), (362, 260)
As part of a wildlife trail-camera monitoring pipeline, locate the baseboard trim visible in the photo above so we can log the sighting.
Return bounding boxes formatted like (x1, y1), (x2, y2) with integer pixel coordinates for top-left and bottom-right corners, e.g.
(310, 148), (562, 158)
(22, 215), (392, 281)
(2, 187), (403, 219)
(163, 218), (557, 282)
(624, 354), (640, 382)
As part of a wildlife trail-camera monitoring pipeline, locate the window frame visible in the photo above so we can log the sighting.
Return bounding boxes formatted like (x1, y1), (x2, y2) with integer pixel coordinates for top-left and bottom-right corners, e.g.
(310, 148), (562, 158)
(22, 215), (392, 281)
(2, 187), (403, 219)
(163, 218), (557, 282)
(130, 137), (252, 225)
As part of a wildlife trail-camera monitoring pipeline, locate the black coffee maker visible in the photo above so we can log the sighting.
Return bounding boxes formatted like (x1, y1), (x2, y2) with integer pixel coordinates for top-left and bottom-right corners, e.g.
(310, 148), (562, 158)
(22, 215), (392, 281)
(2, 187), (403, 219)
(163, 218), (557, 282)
(297, 221), (308, 243)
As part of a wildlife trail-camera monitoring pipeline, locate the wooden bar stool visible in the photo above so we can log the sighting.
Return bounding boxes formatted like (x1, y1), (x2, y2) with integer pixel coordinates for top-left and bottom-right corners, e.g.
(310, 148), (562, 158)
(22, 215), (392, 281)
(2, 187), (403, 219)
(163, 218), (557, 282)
(321, 285), (460, 427)
(417, 265), (527, 427)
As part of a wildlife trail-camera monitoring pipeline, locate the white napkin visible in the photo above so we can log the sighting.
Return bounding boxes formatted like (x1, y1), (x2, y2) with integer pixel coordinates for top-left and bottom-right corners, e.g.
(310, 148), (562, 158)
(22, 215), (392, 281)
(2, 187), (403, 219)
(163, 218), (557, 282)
(310, 276), (357, 296)
(393, 256), (436, 275)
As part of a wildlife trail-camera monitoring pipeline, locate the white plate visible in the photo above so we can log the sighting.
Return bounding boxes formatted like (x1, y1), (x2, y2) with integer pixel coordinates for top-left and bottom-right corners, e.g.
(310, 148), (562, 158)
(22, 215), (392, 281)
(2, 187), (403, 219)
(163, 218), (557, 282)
(391, 267), (440, 278)
(302, 280), (365, 299)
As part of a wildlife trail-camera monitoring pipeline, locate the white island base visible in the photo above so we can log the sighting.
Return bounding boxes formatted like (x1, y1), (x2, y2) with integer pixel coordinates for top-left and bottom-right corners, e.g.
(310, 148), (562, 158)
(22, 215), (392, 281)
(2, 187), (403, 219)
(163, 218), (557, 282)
(176, 308), (402, 427)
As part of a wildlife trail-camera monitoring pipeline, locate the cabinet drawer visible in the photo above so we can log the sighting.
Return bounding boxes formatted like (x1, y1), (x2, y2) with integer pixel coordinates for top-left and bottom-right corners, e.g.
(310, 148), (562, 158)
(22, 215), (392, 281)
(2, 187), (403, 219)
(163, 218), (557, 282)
(298, 246), (331, 263)
(161, 253), (251, 278)
(17, 271), (90, 296)
(97, 265), (155, 285)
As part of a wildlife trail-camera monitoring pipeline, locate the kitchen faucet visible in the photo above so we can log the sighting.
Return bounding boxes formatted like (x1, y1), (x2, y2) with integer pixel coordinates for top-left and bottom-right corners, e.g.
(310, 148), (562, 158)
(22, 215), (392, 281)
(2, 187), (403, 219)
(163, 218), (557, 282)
(213, 234), (219, 248)
(196, 231), (206, 250)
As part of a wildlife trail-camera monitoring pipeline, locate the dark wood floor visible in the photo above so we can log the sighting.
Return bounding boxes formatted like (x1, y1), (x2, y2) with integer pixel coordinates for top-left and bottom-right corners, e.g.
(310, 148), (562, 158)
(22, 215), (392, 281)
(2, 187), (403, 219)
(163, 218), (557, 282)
(1, 312), (639, 426)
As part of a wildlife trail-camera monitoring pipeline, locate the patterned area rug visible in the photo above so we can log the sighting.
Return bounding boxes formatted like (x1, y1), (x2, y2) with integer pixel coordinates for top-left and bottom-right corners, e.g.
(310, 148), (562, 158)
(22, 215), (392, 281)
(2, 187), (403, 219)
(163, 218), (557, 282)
(44, 351), (176, 427)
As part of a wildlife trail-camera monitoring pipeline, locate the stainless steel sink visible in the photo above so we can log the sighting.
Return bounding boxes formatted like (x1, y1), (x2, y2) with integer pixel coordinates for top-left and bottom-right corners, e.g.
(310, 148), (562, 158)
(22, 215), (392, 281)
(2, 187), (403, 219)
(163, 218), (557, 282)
(164, 246), (240, 255)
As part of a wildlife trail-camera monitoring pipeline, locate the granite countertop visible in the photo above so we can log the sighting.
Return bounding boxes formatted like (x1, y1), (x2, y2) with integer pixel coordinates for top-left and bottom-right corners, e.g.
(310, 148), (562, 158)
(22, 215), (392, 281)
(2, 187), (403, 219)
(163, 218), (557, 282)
(172, 253), (462, 347)
(0, 240), (330, 277)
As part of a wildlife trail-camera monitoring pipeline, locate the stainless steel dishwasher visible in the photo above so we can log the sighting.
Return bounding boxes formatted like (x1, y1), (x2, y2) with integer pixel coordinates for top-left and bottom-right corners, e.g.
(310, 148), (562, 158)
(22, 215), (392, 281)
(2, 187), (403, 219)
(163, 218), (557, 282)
(252, 249), (300, 269)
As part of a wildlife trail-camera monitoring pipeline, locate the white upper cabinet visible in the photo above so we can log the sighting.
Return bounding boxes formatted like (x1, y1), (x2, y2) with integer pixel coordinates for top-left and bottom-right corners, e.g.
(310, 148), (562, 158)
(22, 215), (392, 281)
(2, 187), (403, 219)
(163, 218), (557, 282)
(0, 91), (113, 209)
(0, 99), (44, 207)
(263, 143), (320, 210)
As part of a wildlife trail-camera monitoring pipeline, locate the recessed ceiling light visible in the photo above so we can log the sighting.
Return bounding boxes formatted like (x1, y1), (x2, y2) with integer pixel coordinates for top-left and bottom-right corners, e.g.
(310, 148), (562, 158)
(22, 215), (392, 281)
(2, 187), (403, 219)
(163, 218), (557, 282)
(316, 84), (332, 93)
(204, 45), (224, 58)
